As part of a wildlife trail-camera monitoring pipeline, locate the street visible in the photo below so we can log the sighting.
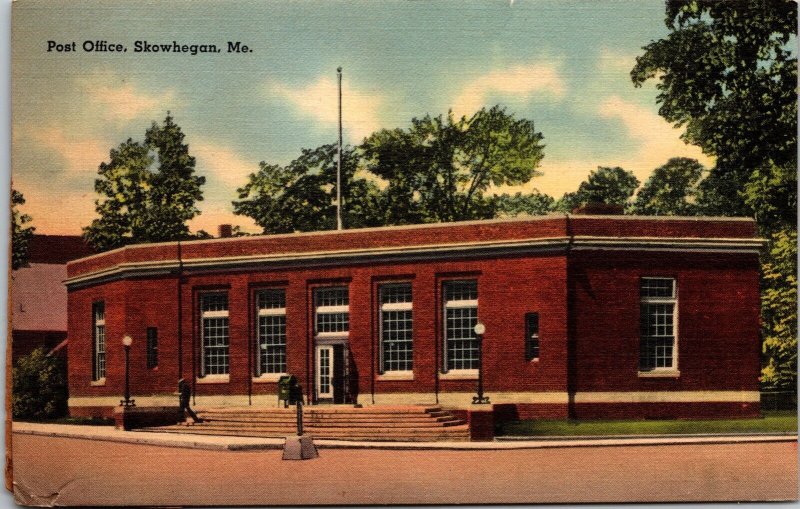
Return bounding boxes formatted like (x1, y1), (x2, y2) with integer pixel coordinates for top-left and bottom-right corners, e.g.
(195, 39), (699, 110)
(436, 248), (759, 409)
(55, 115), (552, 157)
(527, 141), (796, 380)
(10, 434), (798, 505)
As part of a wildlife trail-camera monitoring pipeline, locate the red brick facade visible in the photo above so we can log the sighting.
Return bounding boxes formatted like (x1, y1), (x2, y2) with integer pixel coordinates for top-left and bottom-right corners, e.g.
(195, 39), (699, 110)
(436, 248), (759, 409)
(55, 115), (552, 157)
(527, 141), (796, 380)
(65, 215), (763, 419)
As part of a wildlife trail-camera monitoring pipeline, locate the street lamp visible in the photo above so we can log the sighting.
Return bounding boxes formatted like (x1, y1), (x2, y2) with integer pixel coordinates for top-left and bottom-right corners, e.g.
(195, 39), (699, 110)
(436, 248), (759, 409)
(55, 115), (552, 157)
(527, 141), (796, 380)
(472, 322), (490, 404)
(120, 334), (135, 408)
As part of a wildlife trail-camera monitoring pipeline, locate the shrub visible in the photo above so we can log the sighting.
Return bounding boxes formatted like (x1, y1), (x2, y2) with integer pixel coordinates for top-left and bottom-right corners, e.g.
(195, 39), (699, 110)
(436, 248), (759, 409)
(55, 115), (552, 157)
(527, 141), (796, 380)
(12, 348), (68, 420)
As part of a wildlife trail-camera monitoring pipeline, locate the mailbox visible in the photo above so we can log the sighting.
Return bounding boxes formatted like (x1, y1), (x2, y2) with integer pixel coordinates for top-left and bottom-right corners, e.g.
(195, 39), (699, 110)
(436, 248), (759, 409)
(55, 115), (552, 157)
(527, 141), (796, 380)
(289, 382), (303, 405)
(278, 375), (297, 406)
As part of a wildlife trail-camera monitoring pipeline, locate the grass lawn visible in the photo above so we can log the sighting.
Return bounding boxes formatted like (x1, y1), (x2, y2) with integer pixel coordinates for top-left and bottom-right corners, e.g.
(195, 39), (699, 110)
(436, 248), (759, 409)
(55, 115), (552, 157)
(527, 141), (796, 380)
(498, 411), (798, 437)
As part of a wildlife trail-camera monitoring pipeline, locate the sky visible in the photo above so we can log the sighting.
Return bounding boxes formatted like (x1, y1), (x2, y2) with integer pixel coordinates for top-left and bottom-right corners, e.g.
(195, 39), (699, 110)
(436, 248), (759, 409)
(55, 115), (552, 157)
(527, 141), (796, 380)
(11, 0), (713, 235)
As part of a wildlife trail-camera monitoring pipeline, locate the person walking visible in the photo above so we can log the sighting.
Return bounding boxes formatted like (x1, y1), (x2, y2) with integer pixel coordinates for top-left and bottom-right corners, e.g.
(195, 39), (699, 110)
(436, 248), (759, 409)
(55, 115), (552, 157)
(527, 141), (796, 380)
(178, 378), (202, 423)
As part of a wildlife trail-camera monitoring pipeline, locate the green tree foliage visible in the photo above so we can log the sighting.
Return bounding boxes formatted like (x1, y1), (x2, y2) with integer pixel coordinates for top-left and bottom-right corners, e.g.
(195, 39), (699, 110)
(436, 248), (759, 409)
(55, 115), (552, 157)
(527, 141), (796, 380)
(83, 114), (206, 251)
(555, 166), (640, 212)
(11, 188), (35, 270)
(631, 157), (704, 215)
(12, 348), (68, 420)
(495, 191), (556, 218)
(361, 106), (545, 223)
(233, 144), (384, 233)
(760, 229), (797, 391)
(631, 0), (797, 225)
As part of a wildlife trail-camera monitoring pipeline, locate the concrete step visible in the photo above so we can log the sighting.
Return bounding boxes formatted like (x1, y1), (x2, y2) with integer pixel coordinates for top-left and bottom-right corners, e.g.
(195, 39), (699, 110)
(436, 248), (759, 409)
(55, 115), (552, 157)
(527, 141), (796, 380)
(144, 405), (469, 442)
(140, 428), (470, 442)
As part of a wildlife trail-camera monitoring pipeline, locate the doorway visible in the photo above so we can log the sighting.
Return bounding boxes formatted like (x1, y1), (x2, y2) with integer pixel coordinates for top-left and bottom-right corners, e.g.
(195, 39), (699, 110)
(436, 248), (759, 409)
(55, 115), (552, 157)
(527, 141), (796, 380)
(315, 344), (347, 403)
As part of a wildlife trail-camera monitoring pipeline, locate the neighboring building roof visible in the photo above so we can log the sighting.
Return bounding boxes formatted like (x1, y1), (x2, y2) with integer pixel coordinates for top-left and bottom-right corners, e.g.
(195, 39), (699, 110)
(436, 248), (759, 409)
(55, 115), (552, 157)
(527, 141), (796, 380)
(28, 234), (94, 264)
(11, 263), (68, 331)
(65, 215), (763, 289)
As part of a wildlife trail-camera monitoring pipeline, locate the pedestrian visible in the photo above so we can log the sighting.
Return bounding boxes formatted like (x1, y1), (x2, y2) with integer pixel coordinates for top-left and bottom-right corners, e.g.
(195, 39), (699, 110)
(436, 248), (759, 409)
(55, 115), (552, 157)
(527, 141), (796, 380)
(178, 378), (202, 423)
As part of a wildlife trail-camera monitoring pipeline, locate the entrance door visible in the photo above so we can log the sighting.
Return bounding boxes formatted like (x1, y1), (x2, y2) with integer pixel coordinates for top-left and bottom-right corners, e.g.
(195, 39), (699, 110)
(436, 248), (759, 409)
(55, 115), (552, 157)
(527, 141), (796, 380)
(316, 345), (334, 400)
(315, 344), (347, 403)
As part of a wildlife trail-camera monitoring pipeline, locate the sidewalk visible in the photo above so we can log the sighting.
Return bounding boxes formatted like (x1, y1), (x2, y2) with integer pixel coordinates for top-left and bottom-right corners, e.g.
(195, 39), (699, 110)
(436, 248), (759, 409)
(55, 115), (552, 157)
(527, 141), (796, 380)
(11, 421), (798, 451)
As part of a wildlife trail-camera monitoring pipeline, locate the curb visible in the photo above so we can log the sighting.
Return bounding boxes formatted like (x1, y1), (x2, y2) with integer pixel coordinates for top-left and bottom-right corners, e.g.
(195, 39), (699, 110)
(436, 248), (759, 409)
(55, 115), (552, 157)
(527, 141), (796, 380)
(12, 424), (798, 452)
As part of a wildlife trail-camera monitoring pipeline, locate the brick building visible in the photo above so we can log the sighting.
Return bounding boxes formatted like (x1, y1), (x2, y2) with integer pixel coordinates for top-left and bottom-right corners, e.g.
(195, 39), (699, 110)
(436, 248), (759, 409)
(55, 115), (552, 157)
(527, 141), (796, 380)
(64, 215), (764, 420)
(11, 234), (94, 361)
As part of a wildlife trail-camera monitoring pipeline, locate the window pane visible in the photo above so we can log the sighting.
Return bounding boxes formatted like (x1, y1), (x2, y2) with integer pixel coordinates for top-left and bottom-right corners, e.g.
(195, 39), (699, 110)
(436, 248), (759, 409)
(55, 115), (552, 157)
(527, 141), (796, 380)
(259, 315), (286, 374)
(382, 309), (413, 372)
(316, 312), (349, 333)
(146, 327), (158, 369)
(203, 316), (229, 375)
(93, 303), (105, 380)
(640, 278), (675, 298)
(444, 280), (478, 301)
(257, 289), (287, 374)
(639, 278), (676, 371)
(201, 293), (228, 312)
(315, 287), (348, 307)
(526, 313), (539, 360)
(381, 284), (412, 305)
(446, 306), (479, 370)
(258, 289), (286, 309)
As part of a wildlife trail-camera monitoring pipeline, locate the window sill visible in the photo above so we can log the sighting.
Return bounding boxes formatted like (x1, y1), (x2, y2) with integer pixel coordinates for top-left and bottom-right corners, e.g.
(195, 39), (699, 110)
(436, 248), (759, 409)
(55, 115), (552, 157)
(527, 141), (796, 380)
(90, 378), (106, 387)
(377, 371), (414, 381)
(638, 370), (680, 378)
(439, 370), (478, 380)
(196, 375), (230, 384)
(252, 373), (285, 383)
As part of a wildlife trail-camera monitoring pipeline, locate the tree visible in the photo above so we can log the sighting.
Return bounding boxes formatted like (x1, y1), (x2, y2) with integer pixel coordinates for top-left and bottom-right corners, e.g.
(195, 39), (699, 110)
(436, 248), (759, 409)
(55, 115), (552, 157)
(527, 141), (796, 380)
(142, 115), (206, 241)
(555, 166), (639, 212)
(233, 144), (384, 234)
(631, 0), (797, 226)
(12, 348), (68, 420)
(631, 157), (704, 215)
(11, 188), (35, 270)
(83, 115), (206, 251)
(362, 106), (545, 224)
(760, 228), (797, 391)
(495, 191), (555, 218)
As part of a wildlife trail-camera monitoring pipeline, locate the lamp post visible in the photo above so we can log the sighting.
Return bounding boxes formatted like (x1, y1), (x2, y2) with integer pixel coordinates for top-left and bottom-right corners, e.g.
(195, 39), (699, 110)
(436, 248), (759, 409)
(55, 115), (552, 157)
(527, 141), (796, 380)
(472, 322), (490, 404)
(120, 334), (135, 407)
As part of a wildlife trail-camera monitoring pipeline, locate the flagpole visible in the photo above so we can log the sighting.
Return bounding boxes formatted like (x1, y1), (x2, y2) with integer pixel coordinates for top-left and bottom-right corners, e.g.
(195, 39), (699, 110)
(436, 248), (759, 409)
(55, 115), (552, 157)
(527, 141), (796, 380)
(336, 66), (343, 231)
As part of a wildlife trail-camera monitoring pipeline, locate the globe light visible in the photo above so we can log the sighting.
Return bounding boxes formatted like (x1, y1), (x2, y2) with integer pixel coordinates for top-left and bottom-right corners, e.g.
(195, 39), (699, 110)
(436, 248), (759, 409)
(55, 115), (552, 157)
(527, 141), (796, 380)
(122, 334), (133, 347)
(473, 322), (486, 335)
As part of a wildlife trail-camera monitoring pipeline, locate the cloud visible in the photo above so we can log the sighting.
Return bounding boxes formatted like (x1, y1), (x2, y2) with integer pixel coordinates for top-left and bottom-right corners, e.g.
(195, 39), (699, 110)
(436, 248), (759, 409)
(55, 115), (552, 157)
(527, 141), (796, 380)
(268, 76), (384, 142)
(451, 63), (566, 118)
(188, 204), (260, 236)
(28, 126), (108, 175)
(597, 48), (638, 75)
(597, 95), (714, 182)
(492, 96), (715, 199)
(191, 139), (258, 189)
(492, 159), (598, 198)
(11, 182), (97, 235)
(81, 79), (180, 123)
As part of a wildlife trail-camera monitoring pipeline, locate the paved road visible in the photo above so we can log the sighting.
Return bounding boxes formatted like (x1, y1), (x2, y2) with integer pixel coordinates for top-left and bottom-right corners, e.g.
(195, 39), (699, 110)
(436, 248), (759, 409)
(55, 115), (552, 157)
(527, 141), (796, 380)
(10, 434), (797, 505)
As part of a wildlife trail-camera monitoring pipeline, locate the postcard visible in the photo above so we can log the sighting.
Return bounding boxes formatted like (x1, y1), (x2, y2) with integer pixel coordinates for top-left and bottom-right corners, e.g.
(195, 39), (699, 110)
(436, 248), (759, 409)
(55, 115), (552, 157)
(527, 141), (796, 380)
(8, 0), (797, 505)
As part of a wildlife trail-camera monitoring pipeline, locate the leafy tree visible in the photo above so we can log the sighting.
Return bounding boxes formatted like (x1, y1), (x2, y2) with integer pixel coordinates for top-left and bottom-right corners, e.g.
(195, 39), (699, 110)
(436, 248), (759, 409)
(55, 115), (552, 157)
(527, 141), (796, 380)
(495, 191), (555, 218)
(84, 115), (205, 251)
(362, 106), (545, 224)
(760, 229), (797, 391)
(555, 166), (639, 212)
(233, 144), (384, 233)
(631, 157), (704, 215)
(12, 348), (68, 420)
(11, 188), (35, 270)
(631, 0), (797, 226)
(142, 115), (206, 240)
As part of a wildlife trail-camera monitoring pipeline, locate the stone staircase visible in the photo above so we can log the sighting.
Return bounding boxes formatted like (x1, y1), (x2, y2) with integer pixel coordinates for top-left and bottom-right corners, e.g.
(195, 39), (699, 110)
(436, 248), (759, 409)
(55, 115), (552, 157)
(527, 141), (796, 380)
(138, 405), (470, 442)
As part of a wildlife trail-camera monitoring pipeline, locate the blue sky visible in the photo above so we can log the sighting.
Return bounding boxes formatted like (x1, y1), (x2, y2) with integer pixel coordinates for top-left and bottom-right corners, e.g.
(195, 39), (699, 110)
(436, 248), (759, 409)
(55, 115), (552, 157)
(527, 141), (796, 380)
(11, 0), (712, 234)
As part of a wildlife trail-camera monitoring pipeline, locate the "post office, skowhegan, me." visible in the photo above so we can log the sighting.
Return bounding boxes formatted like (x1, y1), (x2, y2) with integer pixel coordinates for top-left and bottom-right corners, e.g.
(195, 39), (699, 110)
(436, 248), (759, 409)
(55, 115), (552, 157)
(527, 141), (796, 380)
(64, 213), (764, 421)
